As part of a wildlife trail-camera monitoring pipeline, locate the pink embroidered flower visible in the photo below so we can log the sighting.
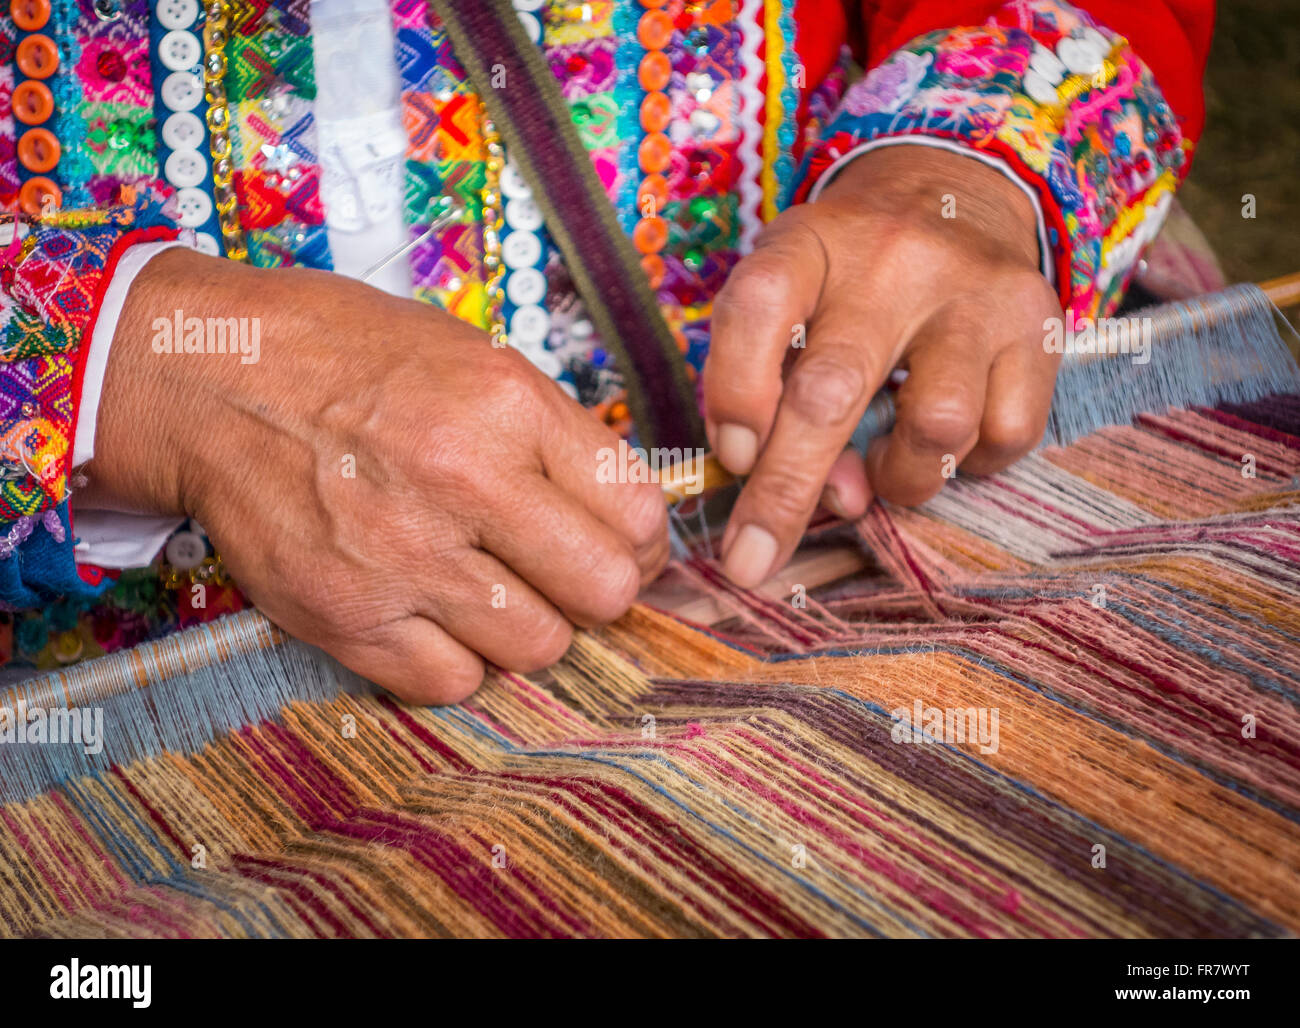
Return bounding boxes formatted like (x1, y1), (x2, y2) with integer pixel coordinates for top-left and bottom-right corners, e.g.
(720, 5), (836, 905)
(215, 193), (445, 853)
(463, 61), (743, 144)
(839, 50), (932, 118)
(77, 38), (151, 105)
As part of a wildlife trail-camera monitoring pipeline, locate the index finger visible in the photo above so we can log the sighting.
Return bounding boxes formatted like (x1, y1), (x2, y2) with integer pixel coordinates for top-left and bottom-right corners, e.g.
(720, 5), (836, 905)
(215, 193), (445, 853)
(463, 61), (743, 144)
(703, 214), (828, 474)
(720, 309), (892, 588)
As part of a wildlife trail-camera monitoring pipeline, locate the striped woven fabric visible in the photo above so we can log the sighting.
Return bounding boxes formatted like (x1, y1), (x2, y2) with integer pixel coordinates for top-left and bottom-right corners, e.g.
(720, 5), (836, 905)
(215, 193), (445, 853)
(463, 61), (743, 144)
(1, 395), (1298, 938)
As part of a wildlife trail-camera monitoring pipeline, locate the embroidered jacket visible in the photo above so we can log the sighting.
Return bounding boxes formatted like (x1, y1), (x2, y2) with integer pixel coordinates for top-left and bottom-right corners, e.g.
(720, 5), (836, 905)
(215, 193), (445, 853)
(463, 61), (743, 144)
(0, 0), (1213, 668)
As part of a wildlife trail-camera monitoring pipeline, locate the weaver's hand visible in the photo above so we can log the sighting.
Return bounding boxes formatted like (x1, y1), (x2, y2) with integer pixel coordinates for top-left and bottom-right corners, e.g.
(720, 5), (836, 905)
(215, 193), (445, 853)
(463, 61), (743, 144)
(84, 248), (668, 703)
(705, 145), (1063, 588)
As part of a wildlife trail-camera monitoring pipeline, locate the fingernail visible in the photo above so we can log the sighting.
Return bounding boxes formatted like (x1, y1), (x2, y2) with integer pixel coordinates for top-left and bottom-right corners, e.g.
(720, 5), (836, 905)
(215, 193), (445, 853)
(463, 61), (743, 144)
(822, 485), (850, 519)
(723, 524), (778, 588)
(716, 424), (758, 474)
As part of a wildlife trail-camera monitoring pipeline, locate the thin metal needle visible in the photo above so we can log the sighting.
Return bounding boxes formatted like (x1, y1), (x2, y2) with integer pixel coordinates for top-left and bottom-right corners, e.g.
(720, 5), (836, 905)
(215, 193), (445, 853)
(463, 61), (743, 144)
(360, 202), (464, 283)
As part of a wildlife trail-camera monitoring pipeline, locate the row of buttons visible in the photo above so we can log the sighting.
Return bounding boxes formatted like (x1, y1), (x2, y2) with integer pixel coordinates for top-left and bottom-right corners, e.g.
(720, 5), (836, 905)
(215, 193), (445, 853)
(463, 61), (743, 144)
(632, 0), (688, 289)
(152, 0), (220, 254)
(1024, 28), (1112, 106)
(10, 0), (62, 214)
(498, 158), (554, 370)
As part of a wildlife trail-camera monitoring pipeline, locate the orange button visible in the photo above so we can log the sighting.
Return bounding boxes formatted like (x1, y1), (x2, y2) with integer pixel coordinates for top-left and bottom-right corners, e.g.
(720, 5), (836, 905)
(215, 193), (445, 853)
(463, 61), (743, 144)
(10, 0), (50, 31)
(638, 51), (671, 91)
(640, 91), (672, 133)
(19, 176), (60, 217)
(18, 127), (59, 173)
(16, 34), (59, 79)
(636, 10), (673, 50)
(637, 173), (668, 213)
(638, 131), (671, 174)
(12, 80), (53, 125)
(640, 253), (666, 288)
(633, 216), (668, 254)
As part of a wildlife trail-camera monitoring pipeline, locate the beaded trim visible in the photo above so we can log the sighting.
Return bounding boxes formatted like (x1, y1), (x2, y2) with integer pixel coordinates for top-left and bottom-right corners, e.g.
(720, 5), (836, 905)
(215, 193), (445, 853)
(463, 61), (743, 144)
(631, 1), (673, 291)
(202, 1), (247, 261)
(760, 0), (793, 221)
(478, 103), (507, 347)
(224, 0), (330, 269)
(611, 0), (644, 238)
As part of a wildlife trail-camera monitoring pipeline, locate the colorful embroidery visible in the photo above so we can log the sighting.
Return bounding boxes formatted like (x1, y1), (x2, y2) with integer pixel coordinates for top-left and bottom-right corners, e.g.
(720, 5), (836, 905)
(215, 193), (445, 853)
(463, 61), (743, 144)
(0, 195), (177, 608)
(2, 541), (247, 669)
(76, 0), (158, 203)
(392, 0), (490, 326)
(0, 11), (19, 207)
(227, 0), (330, 268)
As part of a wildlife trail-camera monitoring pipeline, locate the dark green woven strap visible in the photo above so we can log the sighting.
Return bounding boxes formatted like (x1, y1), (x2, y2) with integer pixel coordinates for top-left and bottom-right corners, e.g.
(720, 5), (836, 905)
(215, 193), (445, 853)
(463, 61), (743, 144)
(429, 0), (705, 452)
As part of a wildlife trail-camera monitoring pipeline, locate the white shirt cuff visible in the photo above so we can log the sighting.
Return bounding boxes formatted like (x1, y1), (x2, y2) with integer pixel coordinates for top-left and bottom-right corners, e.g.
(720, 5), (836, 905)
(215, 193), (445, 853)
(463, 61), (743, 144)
(72, 511), (189, 569)
(805, 135), (1056, 287)
(72, 239), (188, 569)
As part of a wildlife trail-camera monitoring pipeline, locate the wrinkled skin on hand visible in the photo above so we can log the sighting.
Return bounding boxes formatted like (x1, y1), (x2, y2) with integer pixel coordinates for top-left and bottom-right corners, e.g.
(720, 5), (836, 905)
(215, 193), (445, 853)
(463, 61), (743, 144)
(84, 249), (669, 703)
(704, 145), (1064, 587)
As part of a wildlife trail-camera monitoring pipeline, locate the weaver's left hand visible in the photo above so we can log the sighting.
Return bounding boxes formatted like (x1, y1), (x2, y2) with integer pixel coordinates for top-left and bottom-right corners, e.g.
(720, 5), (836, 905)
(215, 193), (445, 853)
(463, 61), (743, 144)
(704, 145), (1064, 588)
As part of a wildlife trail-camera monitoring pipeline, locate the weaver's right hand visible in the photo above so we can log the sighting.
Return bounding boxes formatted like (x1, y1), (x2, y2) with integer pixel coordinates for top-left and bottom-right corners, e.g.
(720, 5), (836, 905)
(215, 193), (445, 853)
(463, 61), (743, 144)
(81, 247), (669, 703)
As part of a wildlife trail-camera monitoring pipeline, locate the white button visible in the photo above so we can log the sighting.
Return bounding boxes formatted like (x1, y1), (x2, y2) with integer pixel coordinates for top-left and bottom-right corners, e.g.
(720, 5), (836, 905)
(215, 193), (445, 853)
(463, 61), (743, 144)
(161, 70), (203, 112)
(506, 267), (546, 306)
(512, 0), (545, 10)
(1029, 43), (1065, 84)
(159, 29), (202, 72)
(175, 187), (213, 227)
(1023, 70), (1059, 106)
(165, 148), (207, 187)
(502, 230), (541, 269)
(192, 231), (221, 256)
(510, 304), (551, 347)
(516, 11), (541, 42)
(1082, 27), (1110, 57)
(505, 198), (543, 232)
(1057, 36), (1103, 76)
(161, 110), (204, 151)
(156, 0), (199, 30)
(165, 530), (206, 570)
(500, 163), (532, 199)
(570, 318), (593, 341)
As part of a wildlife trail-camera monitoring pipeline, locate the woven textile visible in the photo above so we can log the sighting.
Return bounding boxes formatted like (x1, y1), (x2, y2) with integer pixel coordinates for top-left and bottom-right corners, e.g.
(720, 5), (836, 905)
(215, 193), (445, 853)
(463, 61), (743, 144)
(1, 394), (1298, 938)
